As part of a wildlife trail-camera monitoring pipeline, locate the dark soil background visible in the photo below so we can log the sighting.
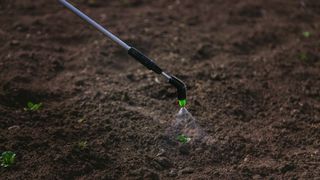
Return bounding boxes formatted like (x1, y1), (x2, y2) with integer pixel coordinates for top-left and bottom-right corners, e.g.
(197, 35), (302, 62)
(1, 0), (320, 179)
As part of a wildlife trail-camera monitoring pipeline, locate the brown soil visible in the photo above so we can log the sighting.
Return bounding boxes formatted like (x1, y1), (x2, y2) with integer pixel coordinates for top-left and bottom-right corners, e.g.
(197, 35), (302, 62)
(1, 0), (320, 179)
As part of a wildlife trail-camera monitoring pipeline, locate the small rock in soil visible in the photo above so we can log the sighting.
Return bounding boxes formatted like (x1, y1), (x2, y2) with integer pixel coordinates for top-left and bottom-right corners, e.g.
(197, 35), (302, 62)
(252, 174), (262, 179)
(156, 148), (166, 157)
(168, 169), (178, 177)
(154, 156), (172, 168)
(179, 167), (194, 175)
(10, 40), (20, 46)
(8, 125), (21, 131)
(13, 22), (28, 32)
(211, 73), (222, 80)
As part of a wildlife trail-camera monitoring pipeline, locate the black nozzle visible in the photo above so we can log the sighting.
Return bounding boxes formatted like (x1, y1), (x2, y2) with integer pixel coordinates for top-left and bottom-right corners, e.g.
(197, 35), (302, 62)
(128, 47), (187, 106)
(169, 75), (187, 100)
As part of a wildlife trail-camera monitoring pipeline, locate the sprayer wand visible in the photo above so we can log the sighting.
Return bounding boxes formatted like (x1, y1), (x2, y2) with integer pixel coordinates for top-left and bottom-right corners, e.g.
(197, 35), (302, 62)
(58, 0), (187, 107)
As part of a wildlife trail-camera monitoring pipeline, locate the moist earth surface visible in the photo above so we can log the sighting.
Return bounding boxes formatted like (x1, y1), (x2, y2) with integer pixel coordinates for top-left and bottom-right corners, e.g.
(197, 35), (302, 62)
(0, 0), (320, 179)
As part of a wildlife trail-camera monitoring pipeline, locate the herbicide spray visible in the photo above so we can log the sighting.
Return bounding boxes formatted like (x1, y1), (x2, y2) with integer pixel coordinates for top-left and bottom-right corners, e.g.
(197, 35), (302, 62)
(168, 107), (204, 142)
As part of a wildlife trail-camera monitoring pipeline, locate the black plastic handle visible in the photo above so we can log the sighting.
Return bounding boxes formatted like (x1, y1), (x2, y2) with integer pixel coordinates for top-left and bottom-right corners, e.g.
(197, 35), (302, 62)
(128, 47), (187, 104)
(128, 47), (162, 74)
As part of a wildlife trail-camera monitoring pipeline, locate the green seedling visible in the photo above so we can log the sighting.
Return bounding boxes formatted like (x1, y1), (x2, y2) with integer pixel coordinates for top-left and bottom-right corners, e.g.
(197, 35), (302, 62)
(177, 134), (191, 144)
(302, 31), (311, 38)
(298, 52), (308, 61)
(0, 151), (16, 168)
(77, 141), (88, 150)
(24, 101), (42, 111)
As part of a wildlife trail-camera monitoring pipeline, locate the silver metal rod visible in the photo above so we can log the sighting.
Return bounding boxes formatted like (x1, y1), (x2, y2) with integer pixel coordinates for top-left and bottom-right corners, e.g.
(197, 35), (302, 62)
(59, 0), (131, 50)
(161, 72), (171, 81)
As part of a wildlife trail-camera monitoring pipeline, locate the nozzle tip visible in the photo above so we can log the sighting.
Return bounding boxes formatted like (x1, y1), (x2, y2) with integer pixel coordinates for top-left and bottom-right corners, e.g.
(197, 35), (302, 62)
(178, 99), (187, 107)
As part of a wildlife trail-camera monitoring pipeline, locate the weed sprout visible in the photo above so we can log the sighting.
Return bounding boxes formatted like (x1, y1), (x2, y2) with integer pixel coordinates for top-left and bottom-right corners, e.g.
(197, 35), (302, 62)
(299, 52), (308, 61)
(24, 101), (42, 111)
(0, 151), (16, 168)
(78, 141), (88, 150)
(177, 134), (191, 144)
(302, 31), (311, 38)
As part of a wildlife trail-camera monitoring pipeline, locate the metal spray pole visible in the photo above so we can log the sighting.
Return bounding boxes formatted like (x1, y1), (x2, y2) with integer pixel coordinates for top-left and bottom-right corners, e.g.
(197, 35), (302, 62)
(59, 0), (187, 107)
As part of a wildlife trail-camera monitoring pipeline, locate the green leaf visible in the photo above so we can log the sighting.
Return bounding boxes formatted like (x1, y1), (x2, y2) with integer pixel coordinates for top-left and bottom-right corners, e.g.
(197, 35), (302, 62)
(179, 99), (187, 107)
(32, 103), (42, 110)
(78, 141), (88, 150)
(27, 102), (34, 108)
(25, 102), (42, 111)
(177, 134), (191, 144)
(299, 52), (308, 61)
(1, 151), (16, 168)
(302, 31), (311, 38)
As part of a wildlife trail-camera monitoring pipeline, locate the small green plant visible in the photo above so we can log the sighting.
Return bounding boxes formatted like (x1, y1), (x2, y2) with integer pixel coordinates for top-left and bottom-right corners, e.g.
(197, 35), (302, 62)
(24, 101), (42, 111)
(302, 31), (311, 38)
(177, 134), (191, 144)
(298, 52), (308, 61)
(77, 141), (88, 150)
(0, 151), (16, 168)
